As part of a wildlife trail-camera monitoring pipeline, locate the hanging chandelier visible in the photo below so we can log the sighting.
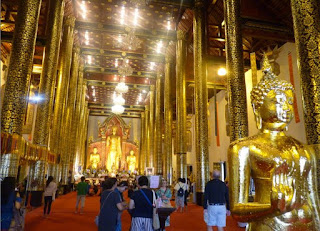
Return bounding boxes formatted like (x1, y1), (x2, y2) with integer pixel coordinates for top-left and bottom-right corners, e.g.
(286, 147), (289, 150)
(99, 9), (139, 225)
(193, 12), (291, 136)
(115, 82), (129, 94)
(113, 93), (125, 105)
(112, 104), (125, 114)
(121, 30), (141, 51)
(118, 58), (134, 76)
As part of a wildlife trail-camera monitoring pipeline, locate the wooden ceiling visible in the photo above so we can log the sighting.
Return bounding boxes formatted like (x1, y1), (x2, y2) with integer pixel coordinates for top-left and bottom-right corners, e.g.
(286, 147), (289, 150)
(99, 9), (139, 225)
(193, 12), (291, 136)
(1, 0), (295, 118)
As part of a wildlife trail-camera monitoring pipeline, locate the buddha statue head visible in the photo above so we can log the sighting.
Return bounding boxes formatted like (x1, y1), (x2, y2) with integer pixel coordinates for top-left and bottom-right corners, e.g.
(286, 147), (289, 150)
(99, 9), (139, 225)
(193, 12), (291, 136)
(129, 150), (134, 156)
(93, 147), (98, 154)
(251, 55), (294, 131)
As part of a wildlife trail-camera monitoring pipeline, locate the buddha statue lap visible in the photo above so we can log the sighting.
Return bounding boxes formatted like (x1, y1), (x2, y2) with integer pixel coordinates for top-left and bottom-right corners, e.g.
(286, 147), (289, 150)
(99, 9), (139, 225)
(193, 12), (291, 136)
(228, 55), (320, 230)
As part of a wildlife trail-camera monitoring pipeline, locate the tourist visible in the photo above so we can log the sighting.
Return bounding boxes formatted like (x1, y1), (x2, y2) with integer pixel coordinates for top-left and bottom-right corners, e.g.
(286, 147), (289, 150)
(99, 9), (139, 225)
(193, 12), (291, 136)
(129, 176), (154, 231)
(156, 179), (172, 226)
(1, 177), (20, 230)
(182, 178), (190, 211)
(43, 176), (57, 218)
(115, 181), (128, 231)
(75, 176), (88, 214)
(98, 178), (126, 231)
(203, 170), (230, 231)
(174, 178), (188, 213)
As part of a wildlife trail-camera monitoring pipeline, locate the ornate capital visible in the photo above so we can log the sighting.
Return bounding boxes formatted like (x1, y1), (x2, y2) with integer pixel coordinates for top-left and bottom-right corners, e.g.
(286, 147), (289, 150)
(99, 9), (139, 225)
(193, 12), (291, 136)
(177, 30), (187, 41)
(64, 16), (75, 28)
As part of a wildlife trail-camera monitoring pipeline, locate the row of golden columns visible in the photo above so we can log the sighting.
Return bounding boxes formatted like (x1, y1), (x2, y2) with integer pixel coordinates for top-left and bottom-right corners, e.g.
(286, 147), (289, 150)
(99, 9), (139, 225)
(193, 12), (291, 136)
(1, 0), (89, 203)
(1, 0), (320, 203)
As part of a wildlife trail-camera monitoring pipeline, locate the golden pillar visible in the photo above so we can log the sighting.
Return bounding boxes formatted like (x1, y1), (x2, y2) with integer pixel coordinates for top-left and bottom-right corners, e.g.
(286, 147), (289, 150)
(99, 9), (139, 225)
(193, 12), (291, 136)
(0, 0), (41, 178)
(73, 67), (84, 173)
(154, 72), (163, 175)
(61, 46), (80, 185)
(50, 16), (75, 155)
(1, 0), (41, 134)
(145, 105), (150, 168)
(224, 0), (248, 142)
(164, 55), (173, 184)
(33, 0), (65, 146)
(176, 30), (187, 180)
(290, 0), (320, 195)
(194, 0), (209, 201)
(31, 0), (65, 192)
(149, 86), (155, 167)
(140, 112), (146, 173)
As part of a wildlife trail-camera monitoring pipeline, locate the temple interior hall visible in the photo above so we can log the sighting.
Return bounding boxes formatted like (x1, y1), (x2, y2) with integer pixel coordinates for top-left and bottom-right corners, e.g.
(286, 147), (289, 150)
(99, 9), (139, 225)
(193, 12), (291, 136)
(1, 0), (320, 230)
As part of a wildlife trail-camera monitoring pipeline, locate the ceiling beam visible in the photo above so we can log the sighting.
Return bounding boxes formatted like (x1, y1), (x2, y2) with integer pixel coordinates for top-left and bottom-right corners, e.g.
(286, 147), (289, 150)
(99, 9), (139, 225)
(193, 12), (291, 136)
(89, 104), (145, 112)
(81, 47), (165, 63)
(84, 66), (157, 78)
(87, 80), (151, 89)
(76, 21), (177, 41)
(89, 112), (141, 118)
(79, 0), (192, 8)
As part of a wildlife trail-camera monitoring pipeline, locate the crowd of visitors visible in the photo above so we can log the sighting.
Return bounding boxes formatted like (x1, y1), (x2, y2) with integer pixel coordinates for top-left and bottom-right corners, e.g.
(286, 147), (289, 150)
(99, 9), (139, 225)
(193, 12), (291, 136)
(1, 170), (232, 231)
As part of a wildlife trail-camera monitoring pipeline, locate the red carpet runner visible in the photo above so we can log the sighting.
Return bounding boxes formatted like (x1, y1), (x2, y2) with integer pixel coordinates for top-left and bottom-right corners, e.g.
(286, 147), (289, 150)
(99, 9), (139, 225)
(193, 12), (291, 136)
(25, 192), (244, 231)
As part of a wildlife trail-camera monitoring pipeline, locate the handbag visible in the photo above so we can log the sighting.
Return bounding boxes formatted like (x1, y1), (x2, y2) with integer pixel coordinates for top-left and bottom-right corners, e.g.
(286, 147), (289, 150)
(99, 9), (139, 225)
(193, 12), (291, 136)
(95, 191), (114, 226)
(140, 189), (160, 230)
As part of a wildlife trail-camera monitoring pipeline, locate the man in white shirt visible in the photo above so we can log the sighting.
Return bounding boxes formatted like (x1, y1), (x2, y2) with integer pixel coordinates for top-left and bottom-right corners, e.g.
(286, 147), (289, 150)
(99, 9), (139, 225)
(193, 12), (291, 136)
(174, 178), (188, 213)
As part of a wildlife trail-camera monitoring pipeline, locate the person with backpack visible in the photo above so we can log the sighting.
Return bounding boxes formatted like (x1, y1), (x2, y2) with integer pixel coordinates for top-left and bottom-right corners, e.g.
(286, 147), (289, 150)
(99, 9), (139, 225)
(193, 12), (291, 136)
(174, 178), (188, 213)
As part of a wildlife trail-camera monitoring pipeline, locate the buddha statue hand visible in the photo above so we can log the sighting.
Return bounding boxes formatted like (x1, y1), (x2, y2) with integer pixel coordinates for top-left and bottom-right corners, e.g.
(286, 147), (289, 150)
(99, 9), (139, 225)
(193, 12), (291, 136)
(270, 168), (294, 213)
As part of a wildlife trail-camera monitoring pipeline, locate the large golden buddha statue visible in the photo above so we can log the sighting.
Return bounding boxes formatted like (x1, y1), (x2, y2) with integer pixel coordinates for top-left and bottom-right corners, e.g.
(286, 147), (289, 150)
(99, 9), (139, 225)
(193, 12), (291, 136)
(89, 147), (100, 170)
(126, 150), (136, 173)
(228, 56), (320, 230)
(106, 126), (122, 172)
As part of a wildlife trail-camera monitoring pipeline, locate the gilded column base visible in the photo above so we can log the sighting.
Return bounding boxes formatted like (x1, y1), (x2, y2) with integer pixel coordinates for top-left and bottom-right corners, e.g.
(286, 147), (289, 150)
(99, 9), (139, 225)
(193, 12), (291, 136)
(30, 160), (47, 191)
(61, 163), (70, 185)
(0, 153), (20, 178)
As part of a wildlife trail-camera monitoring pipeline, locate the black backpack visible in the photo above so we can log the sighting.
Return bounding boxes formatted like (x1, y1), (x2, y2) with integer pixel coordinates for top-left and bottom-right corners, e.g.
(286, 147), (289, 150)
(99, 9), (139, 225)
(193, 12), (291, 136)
(177, 184), (184, 197)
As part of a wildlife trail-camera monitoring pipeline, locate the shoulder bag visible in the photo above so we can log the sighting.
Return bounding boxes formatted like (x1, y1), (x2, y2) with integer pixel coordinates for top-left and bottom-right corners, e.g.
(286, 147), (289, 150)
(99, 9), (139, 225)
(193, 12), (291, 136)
(95, 191), (114, 227)
(140, 189), (160, 230)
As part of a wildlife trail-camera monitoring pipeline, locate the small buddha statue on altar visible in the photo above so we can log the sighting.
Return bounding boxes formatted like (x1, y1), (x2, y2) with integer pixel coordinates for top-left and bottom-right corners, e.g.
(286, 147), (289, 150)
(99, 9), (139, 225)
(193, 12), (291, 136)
(126, 150), (136, 173)
(228, 55), (320, 230)
(106, 126), (122, 172)
(89, 147), (100, 171)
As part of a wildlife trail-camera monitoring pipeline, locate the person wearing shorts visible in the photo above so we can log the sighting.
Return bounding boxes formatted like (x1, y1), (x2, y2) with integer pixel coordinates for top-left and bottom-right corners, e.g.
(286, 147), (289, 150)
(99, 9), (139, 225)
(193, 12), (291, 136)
(203, 170), (230, 231)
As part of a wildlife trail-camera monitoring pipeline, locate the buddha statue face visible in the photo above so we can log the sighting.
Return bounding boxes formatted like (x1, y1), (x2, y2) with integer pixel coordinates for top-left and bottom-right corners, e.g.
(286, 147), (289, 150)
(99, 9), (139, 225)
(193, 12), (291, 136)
(259, 89), (294, 124)
(251, 55), (294, 130)
(93, 147), (98, 154)
(129, 150), (134, 156)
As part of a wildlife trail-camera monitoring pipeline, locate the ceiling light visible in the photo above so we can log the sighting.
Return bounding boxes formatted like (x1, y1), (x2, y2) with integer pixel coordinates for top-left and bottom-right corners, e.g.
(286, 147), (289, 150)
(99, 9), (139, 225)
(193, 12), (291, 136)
(142, 89), (146, 93)
(92, 89), (96, 97)
(120, 30), (141, 51)
(150, 62), (155, 70)
(87, 55), (92, 65)
(156, 40), (163, 54)
(217, 67), (227, 76)
(167, 21), (171, 30)
(112, 105), (125, 114)
(113, 93), (125, 105)
(115, 82), (129, 94)
(114, 75), (118, 81)
(118, 58), (133, 76)
(115, 58), (119, 67)
(133, 8), (139, 26)
(120, 6), (125, 25)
